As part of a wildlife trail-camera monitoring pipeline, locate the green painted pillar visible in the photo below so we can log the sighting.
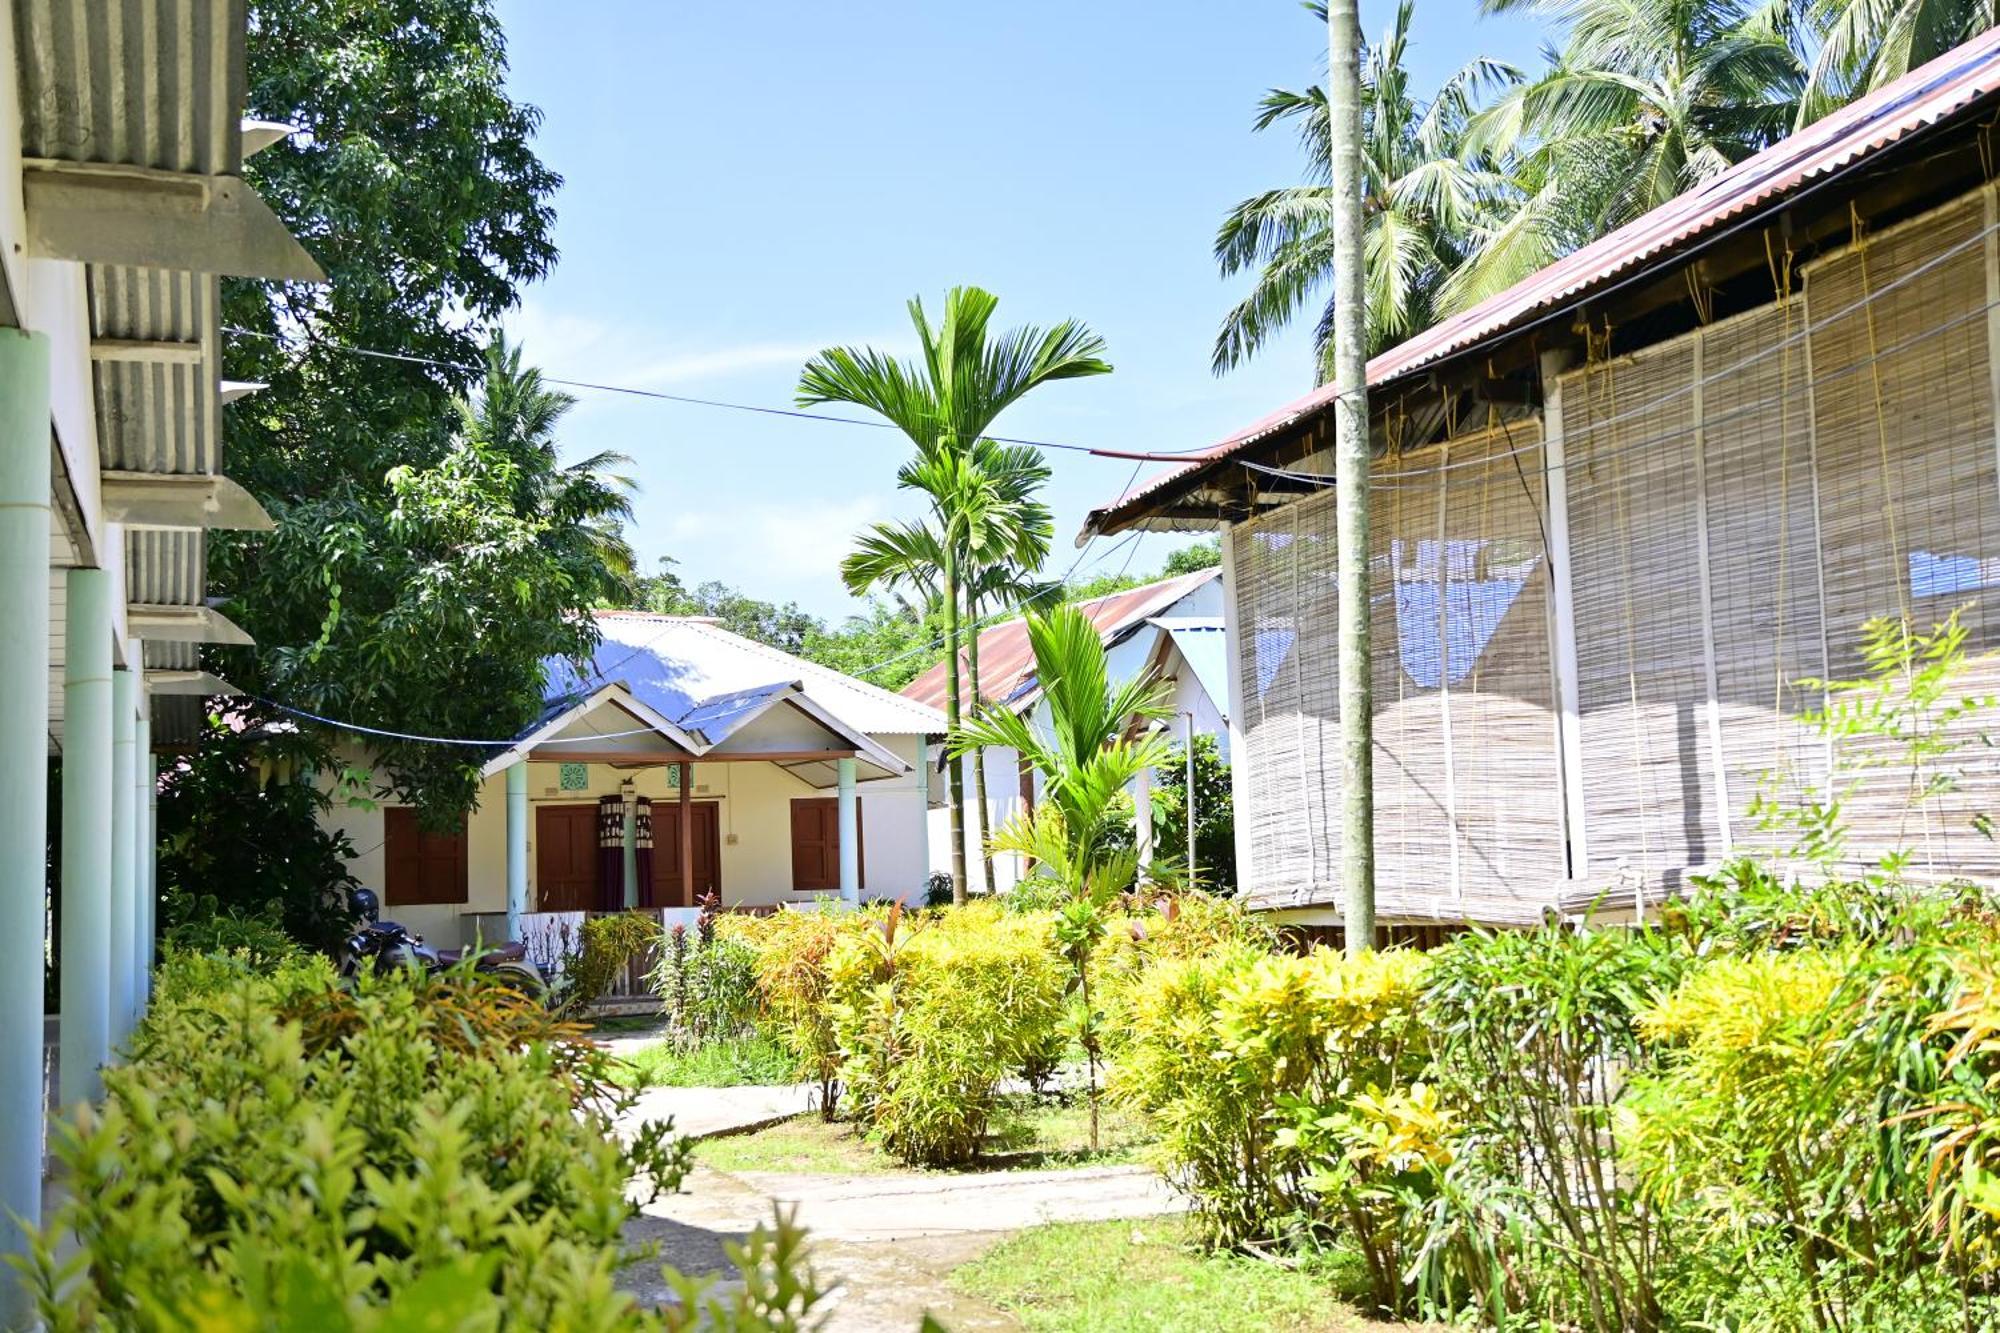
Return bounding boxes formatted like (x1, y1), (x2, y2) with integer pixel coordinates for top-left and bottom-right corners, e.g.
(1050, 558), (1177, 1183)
(109, 665), (135, 1048)
(837, 757), (859, 905)
(145, 752), (159, 1001)
(621, 791), (638, 910)
(505, 760), (528, 940)
(59, 567), (113, 1107)
(133, 708), (151, 1017)
(0, 328), (51, 1329)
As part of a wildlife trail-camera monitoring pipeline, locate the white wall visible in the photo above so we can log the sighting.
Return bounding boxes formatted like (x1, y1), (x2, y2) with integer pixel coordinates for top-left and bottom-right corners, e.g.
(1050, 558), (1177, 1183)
(320, 734), (933, 949)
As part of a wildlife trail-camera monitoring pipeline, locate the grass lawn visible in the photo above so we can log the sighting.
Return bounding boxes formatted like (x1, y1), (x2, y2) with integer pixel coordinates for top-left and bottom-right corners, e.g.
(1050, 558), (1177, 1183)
(695, 1094), (1151, 1175)
(950, 1215), (1397, 1332)
(609, 1034), (796, 1089)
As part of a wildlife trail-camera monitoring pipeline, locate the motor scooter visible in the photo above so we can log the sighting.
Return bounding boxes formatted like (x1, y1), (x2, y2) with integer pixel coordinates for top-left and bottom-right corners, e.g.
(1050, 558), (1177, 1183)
(339, 887), (546, 998)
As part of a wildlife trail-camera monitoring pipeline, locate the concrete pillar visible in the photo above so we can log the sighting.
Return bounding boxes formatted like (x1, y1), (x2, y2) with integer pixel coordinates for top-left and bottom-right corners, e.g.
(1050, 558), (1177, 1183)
(142, 752), (159, 1007)
(505, 760), (527, 940)
(59, 567), (113, 1106)
(0, 328), (51, 1328)
(837, 757), (859, 905)
(109, 665), (136, 1048)
(621, 787), (638, 910)
(133, 706), (151, 1016)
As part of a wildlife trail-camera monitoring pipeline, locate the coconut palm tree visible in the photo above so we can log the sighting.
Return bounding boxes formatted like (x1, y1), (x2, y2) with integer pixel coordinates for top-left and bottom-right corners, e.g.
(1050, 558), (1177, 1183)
(800, 289), (1110, 904)
(952, 603), (1176, 1146)
(1214, 0), (1520, 377)
(1796, 0), (1996, 123)
(1450, 0), (1802, 306)
(464, 332), (635, 589)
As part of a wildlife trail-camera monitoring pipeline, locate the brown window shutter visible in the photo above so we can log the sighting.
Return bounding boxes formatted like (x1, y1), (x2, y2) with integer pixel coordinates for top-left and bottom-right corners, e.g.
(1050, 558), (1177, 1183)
(790, 797), (862, 892)
(384, 807), (468, 907)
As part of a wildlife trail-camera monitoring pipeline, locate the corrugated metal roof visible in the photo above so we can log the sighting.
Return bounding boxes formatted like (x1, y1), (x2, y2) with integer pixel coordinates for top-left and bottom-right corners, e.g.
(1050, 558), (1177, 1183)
(900, 568), (1221, 713)
(553, 613), (948, 738)
(1082, 25), (2000, 540)
(15, 0), (244, 176)
(89, 266), (218, 474)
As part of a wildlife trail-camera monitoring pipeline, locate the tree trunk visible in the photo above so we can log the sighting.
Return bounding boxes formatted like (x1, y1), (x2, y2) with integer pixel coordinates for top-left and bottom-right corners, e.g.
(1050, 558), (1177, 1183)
(942, 559), (969, 906)
(1328, 0), (1375, 955)
(966, 590), (996, 892)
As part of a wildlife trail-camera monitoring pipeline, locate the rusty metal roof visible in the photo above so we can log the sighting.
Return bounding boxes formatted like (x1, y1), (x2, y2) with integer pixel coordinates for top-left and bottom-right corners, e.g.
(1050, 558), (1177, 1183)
(900, 568), (1220, 714)
(1081, 25), (2000, 541)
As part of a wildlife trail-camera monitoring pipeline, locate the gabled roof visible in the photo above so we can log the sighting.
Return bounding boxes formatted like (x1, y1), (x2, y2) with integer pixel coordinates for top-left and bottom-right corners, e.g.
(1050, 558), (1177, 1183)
(1147, 616), (1229, 720)
(553, 613), (947, 738)
(1079, 26), (2000, 542)
(900, 568), (1220, 713)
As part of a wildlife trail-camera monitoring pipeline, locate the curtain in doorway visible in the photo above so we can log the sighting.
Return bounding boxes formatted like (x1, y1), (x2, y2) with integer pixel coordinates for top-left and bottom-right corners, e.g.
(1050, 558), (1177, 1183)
(595, 795), (625, 912)
(633, 797), (656, 907)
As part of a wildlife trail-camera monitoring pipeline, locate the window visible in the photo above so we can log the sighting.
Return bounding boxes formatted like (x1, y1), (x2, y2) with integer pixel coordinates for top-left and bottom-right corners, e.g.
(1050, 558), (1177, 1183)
(790, 797), (863, 892)
(383, 807), (469, 907)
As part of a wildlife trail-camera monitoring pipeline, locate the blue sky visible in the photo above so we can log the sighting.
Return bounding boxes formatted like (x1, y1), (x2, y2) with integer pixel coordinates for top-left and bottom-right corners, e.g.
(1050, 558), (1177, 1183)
(493, 0), (1545, 619)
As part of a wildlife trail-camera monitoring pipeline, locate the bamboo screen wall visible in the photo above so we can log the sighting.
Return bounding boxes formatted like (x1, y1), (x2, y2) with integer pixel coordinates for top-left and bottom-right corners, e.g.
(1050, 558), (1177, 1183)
(1231, 423), (1567, 920)
(1229, 184), (2000, 918)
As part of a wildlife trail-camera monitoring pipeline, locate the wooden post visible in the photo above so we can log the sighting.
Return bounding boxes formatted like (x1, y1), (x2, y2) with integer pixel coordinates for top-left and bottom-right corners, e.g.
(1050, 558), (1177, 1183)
(678, 761), (694, 907)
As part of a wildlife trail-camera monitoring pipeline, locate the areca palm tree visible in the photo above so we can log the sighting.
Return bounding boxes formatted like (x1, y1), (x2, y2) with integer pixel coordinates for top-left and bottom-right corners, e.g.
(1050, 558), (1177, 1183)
(801, 291), (1109, 903)
(1214, 0), (1519, 377)
(952, 603), (1175, 1146)
(1450, 0), (1802, 306)
(1797, 0), (1996, 123)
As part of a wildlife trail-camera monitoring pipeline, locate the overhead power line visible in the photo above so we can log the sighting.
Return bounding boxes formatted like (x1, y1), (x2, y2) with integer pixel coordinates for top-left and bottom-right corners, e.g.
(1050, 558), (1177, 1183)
(221, 325), (1222, 463)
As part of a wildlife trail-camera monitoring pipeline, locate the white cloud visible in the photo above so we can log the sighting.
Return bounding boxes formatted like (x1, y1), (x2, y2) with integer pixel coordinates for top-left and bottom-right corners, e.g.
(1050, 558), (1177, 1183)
(637, 494), (893, 614)
(505, 301), (870, 394)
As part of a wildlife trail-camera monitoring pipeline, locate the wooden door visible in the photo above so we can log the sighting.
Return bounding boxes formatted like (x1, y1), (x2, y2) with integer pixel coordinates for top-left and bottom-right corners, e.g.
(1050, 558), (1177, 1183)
(790, 797), (862, 892)
(651, 801), (720, 907)
(535, 804), (600, 912)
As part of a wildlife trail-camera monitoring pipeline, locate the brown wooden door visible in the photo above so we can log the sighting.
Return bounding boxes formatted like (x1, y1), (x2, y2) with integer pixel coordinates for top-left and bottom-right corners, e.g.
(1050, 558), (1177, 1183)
(790, 797), (861, 892)
(536, 804), (600, 911)
(651, 801), (720, 907)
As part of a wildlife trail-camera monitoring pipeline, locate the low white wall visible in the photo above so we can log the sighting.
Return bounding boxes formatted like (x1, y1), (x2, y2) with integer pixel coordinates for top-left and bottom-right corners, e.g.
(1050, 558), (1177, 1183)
(319, 734), (933, 950)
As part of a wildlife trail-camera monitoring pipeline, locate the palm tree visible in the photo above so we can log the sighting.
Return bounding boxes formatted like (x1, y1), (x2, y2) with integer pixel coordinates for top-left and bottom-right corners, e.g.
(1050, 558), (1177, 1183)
(465, 333), (636, 590)
(952, 603), (1176, 1146)
(1451, 0), (1801, 306)
(1214, 0), (1519, 377)
(1796, 0), (1996, 123)
(800, 288), (1111, 904)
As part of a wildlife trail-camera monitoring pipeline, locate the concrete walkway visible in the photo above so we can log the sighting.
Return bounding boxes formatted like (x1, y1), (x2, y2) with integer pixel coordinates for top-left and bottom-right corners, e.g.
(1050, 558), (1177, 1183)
(620, 1082), (818, 1140)
(619, 1118), (1186, 1331)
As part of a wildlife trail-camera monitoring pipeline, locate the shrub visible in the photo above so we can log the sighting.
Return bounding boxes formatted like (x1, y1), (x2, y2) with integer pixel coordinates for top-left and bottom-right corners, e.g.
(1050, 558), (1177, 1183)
(159, 899), (303, 971)
(29, 964), (693, 1328)
(828, 903), (1066, 1166)
(562, 910), (661, 1014)
(730, 905), (858, 1114)
(1114, 940), (1434, 1312)
(1423, 923), (1688, 1332)
(652, 927), (762, 1049)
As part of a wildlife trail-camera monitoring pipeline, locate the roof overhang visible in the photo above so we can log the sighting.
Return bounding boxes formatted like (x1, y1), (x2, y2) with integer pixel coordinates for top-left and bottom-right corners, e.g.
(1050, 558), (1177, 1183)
(1077, 27), (2000, 545)
(479, 683), (701, 777)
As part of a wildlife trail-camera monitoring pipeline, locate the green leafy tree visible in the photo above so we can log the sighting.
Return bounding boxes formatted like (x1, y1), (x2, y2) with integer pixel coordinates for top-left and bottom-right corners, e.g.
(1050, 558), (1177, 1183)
(224, 337), (633, 817)
(799, 287), (1111, 904)
(1453, 0), (1801, 305)
(1798, 0), (1997, 123)
(214, 0), (565, 817)
(628, 558), (822, 656)
(1152, 735), (1238, 896)
(1214, 0), (1519, 376)
(954, 604), (1175, 1148)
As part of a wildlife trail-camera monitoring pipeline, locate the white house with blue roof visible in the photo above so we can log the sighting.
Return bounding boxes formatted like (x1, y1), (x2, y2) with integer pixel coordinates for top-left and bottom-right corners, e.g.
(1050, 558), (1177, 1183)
(319, 611), (946, 952)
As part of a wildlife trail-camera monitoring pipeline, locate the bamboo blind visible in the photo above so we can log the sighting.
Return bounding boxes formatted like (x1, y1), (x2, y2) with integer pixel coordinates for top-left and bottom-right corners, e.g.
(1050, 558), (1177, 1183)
(1230, 422), (1565, 921)
(1563, 336), (1723, 884)
(1230, 183), (2000, 914)
(1801, 192), (2000, 878)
